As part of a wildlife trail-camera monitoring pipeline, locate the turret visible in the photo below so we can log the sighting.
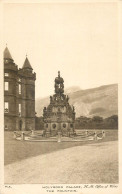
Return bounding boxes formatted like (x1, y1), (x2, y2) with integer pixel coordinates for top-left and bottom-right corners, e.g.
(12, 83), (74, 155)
(18, 56), (36, 130)
(4, 46), (13, 62)
(4, 46), (18, 130)
(4, 46), (18, 71)
(22, 55), (33, 72)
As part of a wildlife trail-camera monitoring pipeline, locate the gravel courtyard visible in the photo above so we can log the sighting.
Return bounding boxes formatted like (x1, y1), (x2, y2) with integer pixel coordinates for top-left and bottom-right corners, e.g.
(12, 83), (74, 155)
(5, 140), (118, 184)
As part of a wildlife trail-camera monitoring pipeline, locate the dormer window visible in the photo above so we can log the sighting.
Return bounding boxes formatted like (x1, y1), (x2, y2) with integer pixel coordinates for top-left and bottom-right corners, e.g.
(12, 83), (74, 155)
(5, 73), (9, 77)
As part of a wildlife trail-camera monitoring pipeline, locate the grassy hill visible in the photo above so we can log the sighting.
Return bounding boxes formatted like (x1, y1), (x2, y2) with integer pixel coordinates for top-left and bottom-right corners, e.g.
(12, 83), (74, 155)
(35, 84), (118, 118)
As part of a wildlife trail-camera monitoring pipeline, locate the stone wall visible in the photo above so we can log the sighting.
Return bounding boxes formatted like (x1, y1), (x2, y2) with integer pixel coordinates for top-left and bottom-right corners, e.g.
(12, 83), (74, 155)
(25, 118), (35, 131)
(4, 116), (16, 131)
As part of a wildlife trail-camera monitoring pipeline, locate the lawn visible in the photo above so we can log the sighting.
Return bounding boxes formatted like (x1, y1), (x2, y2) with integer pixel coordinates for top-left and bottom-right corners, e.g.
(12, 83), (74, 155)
(5, 140), (118, 184)
(4, 130), (118, 184)
(4, 129), (118, 165)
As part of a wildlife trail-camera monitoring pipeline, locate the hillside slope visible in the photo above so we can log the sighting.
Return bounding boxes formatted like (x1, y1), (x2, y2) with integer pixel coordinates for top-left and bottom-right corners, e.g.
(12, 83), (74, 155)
(35, 84), (118, 118)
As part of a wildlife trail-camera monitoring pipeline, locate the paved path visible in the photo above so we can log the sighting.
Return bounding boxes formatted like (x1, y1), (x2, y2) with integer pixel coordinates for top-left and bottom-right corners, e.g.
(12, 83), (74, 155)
(5, 141), (118, 184)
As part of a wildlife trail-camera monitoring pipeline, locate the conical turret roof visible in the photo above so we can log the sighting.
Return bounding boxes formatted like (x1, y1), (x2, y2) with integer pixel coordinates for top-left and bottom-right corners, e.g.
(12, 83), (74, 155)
(22, 56), (32, 69)
(4, 47), (13, 60)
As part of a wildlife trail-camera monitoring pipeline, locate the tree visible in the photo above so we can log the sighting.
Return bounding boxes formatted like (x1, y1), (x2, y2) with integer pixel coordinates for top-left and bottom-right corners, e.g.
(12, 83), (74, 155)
(92, 116), (103, 123)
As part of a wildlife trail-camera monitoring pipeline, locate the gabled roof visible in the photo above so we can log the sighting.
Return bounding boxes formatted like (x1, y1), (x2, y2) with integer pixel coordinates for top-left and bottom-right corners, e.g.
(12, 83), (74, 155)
(22, 57), (32, 69)
(4, 47), (13, 60)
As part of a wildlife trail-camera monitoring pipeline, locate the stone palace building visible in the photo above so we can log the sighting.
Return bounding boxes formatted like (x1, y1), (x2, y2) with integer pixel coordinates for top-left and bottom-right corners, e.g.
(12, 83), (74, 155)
(4, 47), (36, 131)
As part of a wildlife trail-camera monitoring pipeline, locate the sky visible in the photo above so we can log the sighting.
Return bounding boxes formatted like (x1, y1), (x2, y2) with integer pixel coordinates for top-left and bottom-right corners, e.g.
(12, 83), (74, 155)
(3, 2), (118, 98)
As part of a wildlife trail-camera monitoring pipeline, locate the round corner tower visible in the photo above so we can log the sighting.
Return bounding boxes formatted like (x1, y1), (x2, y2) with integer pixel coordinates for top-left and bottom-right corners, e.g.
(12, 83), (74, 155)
(4, 47), (18, 130)
(18, 56), (36, 131)
(4, 47), (36, 131)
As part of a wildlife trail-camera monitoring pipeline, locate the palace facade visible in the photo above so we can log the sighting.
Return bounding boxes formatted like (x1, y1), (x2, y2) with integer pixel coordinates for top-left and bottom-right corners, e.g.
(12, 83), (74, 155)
(4, 47), (36, 131)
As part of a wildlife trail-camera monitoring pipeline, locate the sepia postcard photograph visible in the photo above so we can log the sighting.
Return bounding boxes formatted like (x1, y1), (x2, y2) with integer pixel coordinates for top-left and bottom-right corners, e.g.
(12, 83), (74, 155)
(0, 0), (122, 194)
